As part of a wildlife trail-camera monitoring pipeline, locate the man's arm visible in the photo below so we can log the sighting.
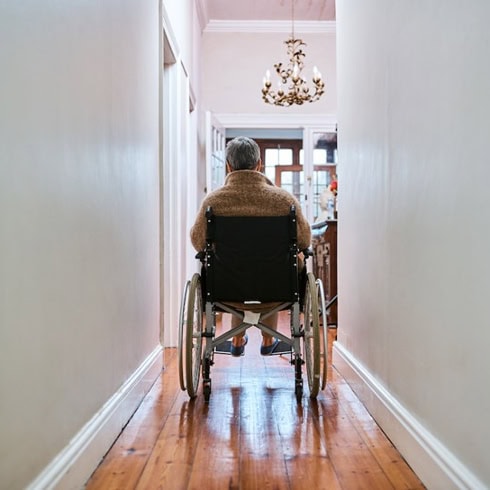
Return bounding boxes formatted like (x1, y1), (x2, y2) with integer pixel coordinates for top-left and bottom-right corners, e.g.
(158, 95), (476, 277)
(287, 195), (311, 250)
(296, 210), (312, 251)
(190, 202), (207, 251)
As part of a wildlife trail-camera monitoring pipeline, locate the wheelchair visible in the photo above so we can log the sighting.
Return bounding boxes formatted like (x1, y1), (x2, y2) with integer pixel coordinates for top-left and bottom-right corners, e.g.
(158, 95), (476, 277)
(178, 206), (328, 402)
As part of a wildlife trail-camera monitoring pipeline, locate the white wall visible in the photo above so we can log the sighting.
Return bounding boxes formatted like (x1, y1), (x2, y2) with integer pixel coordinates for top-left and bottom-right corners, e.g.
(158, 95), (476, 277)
(0, 0), (161, 488)
(335, 1), (490, 488)
(201, 27), (336, 117)
(160, 0), (203, 348)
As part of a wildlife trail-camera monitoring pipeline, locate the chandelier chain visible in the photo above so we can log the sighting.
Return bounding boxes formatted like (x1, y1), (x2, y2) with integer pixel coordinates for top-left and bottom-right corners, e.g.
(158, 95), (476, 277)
(291, 0), (295, 39)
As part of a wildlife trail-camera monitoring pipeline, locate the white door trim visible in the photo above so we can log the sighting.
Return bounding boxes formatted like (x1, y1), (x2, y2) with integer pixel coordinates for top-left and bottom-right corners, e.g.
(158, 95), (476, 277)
(213, 113), (337, 130)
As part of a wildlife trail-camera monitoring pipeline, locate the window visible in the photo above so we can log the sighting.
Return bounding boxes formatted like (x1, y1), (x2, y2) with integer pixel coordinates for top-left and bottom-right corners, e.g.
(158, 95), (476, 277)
(257, 139), (304, 207)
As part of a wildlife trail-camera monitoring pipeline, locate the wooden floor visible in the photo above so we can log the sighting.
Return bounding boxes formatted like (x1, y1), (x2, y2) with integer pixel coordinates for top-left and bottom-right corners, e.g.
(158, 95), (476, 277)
(86, 313), (425, 490)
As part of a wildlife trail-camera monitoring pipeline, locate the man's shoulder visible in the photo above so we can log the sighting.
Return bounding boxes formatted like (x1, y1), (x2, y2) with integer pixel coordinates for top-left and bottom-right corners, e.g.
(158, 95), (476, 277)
(199, 186), (234, 210)
(266, 185), (299, 203)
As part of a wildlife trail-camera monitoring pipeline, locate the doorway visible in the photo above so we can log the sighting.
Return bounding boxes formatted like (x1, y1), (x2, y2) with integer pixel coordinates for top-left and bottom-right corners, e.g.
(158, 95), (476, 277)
(253, 136), (337, 222)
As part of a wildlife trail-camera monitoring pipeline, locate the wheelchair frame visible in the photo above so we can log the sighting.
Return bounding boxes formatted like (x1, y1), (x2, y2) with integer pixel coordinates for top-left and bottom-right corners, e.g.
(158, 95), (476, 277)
(178, 207), (328, 402)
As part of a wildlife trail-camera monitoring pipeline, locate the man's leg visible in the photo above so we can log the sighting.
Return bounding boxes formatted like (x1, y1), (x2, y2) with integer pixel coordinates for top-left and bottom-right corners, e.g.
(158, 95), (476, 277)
(259, 310), (291, 355)
(230, 310), (278, 347)
(231, 314), (247, 348)
(260, 312), (278, 348)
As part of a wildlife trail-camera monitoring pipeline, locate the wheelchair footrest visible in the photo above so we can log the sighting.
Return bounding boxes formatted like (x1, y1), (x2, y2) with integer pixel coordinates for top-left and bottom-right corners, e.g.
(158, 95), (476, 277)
(261, 339), (292, 356)
(214, 339), (292, 356)
(214, 340), (233, 355)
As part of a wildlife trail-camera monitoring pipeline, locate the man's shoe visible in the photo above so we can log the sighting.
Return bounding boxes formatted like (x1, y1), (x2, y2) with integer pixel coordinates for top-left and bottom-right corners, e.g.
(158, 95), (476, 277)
(230, 334), (248, 357)
(260, 338), (292, 356)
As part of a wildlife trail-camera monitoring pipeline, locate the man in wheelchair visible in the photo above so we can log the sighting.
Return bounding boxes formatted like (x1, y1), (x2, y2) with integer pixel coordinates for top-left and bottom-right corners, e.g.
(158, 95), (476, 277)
(190, 137), (311, 357)
(181, 137), (327, 400)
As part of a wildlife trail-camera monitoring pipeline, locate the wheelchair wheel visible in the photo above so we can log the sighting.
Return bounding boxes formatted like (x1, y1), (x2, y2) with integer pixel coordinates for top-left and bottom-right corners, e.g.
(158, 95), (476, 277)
(182, 273), (203, 398)
(303, 272), (321, 398)
(178, 279), (190, 392)
(316, 279), (328, 391)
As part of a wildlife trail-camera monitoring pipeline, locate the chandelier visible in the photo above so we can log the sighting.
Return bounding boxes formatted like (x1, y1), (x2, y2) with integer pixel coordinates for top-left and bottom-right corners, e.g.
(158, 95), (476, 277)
(261, 1), (325, 106)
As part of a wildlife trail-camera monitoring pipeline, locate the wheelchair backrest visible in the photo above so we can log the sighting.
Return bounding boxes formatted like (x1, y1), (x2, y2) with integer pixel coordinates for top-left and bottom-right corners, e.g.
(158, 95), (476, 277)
(204, 206), (299, 303)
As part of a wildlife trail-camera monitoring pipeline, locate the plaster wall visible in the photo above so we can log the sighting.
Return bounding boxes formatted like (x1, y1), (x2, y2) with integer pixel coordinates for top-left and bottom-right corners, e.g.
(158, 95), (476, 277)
(0, 0), (160, 487)
(201, 29), (336, 116)
(336, 1), (490, 486)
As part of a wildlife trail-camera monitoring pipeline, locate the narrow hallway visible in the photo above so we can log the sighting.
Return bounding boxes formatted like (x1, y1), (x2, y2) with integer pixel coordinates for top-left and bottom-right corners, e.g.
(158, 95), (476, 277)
(86, 313), (424, 489)
(3, 1), (490, 487)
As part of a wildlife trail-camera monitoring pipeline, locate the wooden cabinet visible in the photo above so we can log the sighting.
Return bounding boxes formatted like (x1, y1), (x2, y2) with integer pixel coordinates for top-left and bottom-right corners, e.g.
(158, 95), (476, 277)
(311, 220), (337, 326)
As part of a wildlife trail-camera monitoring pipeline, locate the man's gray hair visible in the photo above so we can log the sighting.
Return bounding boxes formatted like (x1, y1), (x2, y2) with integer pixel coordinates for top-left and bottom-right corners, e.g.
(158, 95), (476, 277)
(226, 137), (260, 171)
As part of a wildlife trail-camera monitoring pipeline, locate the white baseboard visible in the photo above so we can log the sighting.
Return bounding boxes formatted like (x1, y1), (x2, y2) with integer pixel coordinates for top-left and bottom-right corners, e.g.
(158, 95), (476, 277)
(332, 341), (486, 490)
(26, 345), (164, 490)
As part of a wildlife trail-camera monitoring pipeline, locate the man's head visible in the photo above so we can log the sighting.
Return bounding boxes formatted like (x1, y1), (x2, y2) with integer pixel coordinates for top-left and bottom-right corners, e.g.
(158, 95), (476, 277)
(226, 137), (261, 171)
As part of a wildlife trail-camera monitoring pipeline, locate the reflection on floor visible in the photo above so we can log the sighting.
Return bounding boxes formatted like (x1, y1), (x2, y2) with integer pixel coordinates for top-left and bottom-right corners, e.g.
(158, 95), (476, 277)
(86, 312), (425, 489)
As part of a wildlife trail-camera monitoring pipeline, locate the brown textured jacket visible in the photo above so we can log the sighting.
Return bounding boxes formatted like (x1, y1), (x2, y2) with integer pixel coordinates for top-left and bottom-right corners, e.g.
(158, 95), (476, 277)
(190, 170), (311, 251)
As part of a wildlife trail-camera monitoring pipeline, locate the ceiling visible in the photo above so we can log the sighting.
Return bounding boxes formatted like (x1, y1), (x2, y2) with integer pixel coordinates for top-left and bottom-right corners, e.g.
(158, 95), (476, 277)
(205, 0), (336, 22)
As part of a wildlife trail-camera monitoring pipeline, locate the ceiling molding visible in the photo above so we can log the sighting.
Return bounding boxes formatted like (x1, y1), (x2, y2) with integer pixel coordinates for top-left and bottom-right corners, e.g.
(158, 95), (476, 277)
(204, 20), (336, 34)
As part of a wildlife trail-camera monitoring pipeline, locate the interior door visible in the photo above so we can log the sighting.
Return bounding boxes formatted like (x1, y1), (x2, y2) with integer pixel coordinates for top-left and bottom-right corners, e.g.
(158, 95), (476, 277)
(303, 129), (338, 223)
(205, 111), (226, 193)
